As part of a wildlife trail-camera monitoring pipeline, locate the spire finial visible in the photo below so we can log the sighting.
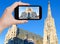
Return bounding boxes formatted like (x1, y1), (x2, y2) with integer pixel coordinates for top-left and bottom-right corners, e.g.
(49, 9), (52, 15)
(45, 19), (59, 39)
(47, 0), (52, 18)
(48, 0), (50, 4)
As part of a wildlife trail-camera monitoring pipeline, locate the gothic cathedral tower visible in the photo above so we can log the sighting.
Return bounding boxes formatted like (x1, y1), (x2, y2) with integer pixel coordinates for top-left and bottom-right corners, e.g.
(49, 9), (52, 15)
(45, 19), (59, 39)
(4, 25), (17, 44)
(43, 1), (58, 44)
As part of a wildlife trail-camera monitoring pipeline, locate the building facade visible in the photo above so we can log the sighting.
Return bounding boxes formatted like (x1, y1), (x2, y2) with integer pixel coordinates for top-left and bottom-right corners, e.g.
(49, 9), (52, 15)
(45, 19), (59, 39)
(4, 25), (17, 44)
(4, 25), (43, 44)
(43, 2), (58, 44)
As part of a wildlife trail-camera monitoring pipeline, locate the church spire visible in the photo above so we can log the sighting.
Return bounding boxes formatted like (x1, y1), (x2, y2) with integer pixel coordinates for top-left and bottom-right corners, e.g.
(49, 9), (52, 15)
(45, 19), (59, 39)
(47, 1), (52, 18)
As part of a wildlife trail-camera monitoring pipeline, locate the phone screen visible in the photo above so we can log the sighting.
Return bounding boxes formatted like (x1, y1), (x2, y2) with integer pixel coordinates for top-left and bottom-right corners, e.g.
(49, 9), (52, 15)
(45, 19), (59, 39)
(14, 5), (42, 20)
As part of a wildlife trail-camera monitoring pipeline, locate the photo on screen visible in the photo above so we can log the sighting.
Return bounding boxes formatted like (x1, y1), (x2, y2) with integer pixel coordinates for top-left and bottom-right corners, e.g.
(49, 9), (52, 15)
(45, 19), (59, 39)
(19, 7), (39, 19)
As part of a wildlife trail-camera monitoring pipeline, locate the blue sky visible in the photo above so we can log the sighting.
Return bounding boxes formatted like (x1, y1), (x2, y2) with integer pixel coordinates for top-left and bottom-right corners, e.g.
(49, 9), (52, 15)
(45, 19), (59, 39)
(0, 0), (60, 44)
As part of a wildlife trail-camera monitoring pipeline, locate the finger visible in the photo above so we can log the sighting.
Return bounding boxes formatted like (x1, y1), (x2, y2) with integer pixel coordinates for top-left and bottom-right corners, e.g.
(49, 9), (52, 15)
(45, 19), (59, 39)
(14, 20), (28, 24)
(10, 2), (29, 12)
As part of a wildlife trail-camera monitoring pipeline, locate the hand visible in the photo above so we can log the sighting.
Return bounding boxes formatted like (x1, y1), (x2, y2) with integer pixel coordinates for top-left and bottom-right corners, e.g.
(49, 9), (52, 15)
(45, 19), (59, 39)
(0, 2), (29, 33)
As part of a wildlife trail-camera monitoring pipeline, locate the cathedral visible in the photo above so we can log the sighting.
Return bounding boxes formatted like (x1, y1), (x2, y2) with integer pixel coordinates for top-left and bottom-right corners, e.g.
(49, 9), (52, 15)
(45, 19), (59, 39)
(4, 25), (43, 44)
(43, 1), (58, 44)
(4, 1), (58, 44)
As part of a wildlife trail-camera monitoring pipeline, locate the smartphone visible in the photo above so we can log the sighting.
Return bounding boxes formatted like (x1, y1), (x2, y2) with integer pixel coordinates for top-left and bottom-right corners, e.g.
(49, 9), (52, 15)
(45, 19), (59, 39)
(14, 5), (42, 20)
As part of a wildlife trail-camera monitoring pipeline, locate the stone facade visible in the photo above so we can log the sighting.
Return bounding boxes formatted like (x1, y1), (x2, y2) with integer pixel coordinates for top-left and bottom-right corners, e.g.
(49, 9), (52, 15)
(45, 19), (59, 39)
(4, 25), (43, 44)
(43, 2), (58, 44)
(4, 25), (17, 44)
